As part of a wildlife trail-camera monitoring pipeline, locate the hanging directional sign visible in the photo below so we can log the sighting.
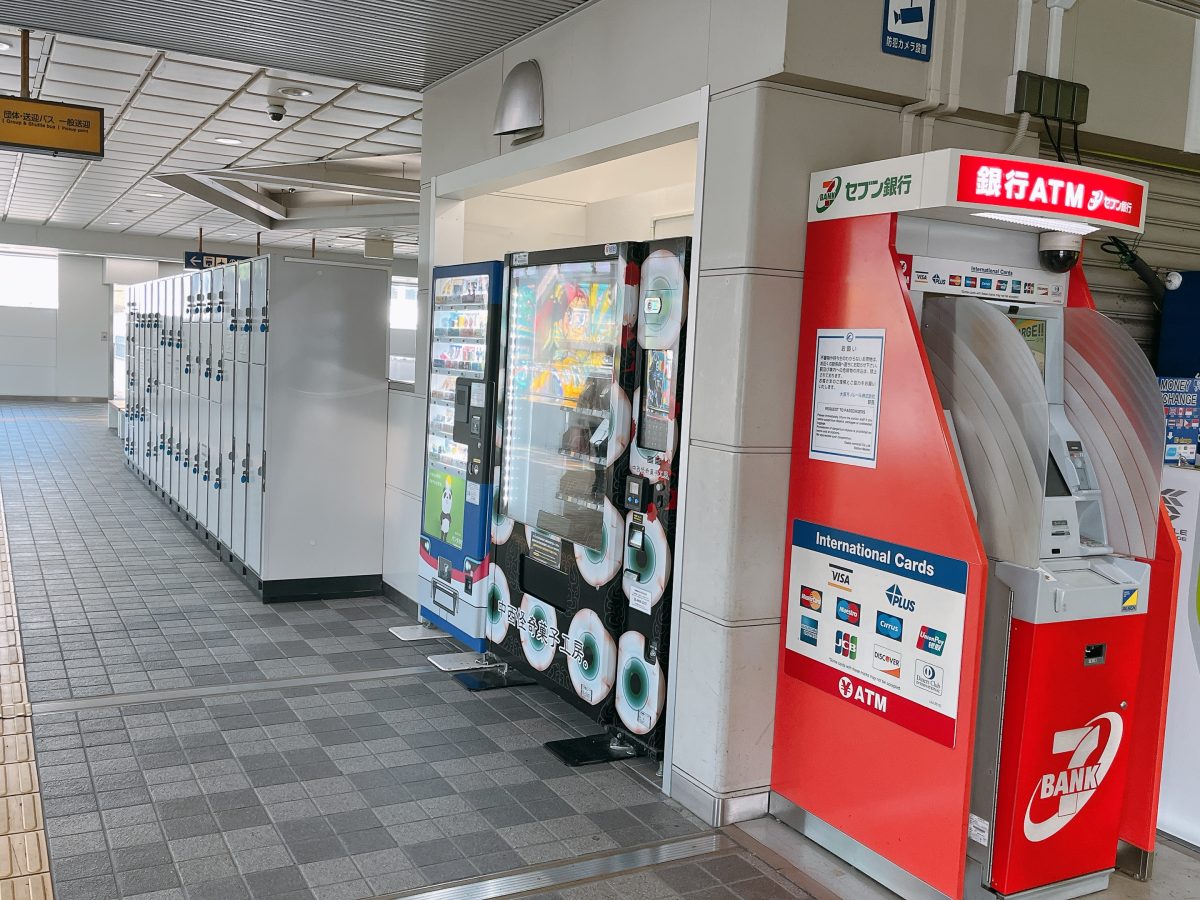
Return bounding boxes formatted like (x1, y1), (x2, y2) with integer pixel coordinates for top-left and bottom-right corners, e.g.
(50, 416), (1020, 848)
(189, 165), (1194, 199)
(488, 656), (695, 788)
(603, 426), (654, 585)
(882, 0), (935, 62)
(185, 251), (251, 270)
(0, 95), (105, 160)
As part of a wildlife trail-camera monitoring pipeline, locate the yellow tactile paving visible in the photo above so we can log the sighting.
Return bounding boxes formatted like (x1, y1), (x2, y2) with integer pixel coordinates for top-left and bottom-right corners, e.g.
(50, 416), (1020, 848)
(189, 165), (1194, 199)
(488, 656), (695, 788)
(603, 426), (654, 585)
(0, 498), (46, 898)
(0, 873), (51, 900)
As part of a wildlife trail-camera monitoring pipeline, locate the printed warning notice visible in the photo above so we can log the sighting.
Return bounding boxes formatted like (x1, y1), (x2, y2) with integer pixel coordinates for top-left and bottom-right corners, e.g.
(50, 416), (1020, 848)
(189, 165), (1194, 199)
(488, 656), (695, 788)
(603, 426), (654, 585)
(809, 329), (885, 469)
(784, 520), (969, 748)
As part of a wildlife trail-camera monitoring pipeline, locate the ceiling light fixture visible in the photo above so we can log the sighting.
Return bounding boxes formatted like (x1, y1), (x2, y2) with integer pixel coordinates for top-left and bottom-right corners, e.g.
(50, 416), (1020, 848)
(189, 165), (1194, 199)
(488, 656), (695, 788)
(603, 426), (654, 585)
(106, 222), (122, 226)
(970, 212), (1098, 236)
(213, 137), (243, 146)
(0, 40), (12, 52)
(278, 86), (312, 98)
(145, 192), (166, 198)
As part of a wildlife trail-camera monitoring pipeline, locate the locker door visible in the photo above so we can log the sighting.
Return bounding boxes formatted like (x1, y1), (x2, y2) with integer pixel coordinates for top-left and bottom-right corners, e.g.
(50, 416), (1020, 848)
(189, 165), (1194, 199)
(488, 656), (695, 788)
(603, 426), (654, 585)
(189, 273), (203, 396)
(234, 261), (251, 364)
(218, 349), (236, 549)
(244, 364), (266, 575)
(152, 283), (164, 486)
(195, 398), (211, 527)
(206, 395), (221, 530)
(199, 269), (213, 401)
(181, 281), (194, 396)
(183, 393), (196, 517)
(249, 257), (268, 366)
(231, 361), (250, 560)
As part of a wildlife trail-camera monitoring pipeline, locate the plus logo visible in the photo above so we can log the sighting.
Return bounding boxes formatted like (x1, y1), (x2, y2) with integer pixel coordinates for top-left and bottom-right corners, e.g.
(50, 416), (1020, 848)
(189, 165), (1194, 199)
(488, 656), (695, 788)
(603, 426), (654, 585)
(837, 676), (888, 712)
(1023, 712), (1124, 843)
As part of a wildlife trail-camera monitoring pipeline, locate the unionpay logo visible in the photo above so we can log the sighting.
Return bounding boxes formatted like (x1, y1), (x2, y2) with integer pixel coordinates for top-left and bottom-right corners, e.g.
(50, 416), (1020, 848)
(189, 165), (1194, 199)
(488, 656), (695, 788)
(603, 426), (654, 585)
(885, 584), (914, 612)
(876, 611), (904, 641)
(917, 625), (946, 656)
(800, 586), (823, 613)
(800, 615), (820, 647)
(835, 597), (861, 626)
(835, 630), (858, 660)
(1024, 712), (1123, 843)
(815, 176), (843, 214)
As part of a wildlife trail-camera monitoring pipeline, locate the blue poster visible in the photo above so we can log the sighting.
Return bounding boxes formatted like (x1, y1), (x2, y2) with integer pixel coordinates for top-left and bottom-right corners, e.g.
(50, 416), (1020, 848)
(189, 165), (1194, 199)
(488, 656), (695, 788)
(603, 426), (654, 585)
(1162, 376), (1200, 465)
(882, 0), (935, 62)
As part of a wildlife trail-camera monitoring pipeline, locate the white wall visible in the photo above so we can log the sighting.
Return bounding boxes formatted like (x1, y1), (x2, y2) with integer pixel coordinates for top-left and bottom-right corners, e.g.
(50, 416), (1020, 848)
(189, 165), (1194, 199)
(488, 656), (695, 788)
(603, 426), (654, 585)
(56, 256), (111, 399)
(0, 308), (57, 396)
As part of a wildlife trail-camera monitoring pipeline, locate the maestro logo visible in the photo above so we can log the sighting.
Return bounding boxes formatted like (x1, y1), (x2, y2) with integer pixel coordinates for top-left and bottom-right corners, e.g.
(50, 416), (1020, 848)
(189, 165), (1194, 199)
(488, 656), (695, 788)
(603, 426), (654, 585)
(836, 597), (861, 626)
(815, 175), (843, 214)
(1023, 712), (1124, 843)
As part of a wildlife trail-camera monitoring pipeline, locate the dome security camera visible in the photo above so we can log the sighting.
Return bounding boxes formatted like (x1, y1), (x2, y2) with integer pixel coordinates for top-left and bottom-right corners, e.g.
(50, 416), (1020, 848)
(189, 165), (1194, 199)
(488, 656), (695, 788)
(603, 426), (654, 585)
(267, 102), (286, 123)
(1038, 231), (1082, 274)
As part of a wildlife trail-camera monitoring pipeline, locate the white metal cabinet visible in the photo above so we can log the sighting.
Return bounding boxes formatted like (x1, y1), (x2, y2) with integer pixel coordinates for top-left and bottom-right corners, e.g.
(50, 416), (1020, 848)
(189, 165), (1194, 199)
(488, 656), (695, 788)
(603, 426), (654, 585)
(249, 258), (268, 366)
(244, 365), (266, 575)
(231, 359), (249, 560)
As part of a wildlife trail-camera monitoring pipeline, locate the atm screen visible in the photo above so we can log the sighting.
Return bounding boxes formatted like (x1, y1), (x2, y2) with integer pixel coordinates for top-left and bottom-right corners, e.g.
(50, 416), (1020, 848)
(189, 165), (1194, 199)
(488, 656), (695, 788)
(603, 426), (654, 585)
(639, 349), (675, 452)
(1046, 452), (1072, 497)
(1009, 317), (1048, 379)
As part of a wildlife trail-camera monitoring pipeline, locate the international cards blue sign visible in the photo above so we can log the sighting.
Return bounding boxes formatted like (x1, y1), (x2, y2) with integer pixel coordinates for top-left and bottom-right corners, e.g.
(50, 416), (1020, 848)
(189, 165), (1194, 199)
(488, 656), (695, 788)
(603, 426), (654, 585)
(882, 0), (935, 61)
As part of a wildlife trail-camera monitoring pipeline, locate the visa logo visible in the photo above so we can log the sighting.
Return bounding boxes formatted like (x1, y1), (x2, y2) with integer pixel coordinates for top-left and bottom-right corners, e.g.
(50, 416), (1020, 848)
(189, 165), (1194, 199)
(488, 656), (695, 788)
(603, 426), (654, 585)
(829, 565), (852, 589)
(835, 597), (861, 626)
(917, 625), (946, 656)
(876, 611), (903, 641)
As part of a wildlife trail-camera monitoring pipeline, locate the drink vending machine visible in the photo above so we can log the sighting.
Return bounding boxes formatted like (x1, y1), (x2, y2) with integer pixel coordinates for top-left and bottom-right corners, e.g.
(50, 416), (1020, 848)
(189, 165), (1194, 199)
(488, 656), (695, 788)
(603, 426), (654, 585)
(488, 240), (690, 762)
(412, 262), (508, 655)
(769, 150), (1179, 900)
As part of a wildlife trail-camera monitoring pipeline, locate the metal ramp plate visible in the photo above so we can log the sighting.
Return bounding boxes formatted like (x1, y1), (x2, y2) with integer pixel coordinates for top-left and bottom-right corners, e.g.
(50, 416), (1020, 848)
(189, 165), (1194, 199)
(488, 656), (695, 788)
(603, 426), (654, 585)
(389, 624), (450, 642)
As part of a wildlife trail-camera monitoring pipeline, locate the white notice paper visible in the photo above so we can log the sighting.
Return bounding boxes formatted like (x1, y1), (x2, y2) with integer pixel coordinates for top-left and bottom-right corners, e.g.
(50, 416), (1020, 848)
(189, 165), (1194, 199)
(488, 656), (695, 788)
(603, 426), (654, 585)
(809, 329), (885, 468)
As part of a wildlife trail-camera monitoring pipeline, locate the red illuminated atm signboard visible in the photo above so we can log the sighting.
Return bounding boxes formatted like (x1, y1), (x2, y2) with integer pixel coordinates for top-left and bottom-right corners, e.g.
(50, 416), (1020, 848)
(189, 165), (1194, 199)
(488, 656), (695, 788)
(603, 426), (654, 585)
(956, 154), (1145, 230)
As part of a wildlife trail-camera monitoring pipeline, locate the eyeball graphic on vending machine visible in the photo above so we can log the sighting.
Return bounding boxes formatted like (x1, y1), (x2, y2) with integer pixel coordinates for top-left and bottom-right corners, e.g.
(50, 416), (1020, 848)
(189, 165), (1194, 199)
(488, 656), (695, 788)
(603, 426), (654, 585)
(486, 573), (511, 644)
(519, 595), (558, 672)
(574, 497), (625, 587)
(616, 631), (666, 735)
(638, 248), (687, 350)
(566, 609), (616, 705)
(605, 386), (632, 466)
(491, 467), (514, 545)
(622, 512), (671, 607)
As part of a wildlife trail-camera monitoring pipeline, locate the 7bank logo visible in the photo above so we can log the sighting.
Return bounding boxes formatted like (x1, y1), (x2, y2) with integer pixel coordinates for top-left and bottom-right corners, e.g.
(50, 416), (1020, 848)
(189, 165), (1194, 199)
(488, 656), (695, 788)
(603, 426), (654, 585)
(815, 176), (843, 214)
(885, 584), (915, 612)
(838, 675), (888, 712)
(1023, 712), (1124, 843)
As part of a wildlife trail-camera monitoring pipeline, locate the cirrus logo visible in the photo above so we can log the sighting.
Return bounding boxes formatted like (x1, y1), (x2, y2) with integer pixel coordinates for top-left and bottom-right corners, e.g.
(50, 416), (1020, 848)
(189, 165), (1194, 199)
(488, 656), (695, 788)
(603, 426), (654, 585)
(815, 176), (843, 214)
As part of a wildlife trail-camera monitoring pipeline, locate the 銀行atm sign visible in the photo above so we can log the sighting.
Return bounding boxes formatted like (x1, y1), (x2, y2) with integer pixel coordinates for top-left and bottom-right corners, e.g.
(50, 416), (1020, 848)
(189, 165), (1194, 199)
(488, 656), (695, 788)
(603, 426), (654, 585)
(956, 154), (1146, 230)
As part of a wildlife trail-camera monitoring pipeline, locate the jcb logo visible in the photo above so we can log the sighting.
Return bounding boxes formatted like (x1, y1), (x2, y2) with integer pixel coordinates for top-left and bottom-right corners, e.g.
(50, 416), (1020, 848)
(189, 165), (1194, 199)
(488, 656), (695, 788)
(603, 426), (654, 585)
(1023, 712), (1123, 843)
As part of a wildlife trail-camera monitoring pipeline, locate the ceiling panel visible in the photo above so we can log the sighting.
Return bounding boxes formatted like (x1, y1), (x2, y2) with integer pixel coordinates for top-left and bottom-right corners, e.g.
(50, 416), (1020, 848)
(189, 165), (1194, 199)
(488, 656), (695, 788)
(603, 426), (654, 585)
(1, 0), (585, 91)
(0, 20), (458, 256)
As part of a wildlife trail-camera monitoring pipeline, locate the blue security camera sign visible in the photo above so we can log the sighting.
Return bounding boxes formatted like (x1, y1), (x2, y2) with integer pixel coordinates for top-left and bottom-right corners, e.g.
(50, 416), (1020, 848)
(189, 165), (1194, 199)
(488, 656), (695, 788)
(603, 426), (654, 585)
(883, 0), (935, 61)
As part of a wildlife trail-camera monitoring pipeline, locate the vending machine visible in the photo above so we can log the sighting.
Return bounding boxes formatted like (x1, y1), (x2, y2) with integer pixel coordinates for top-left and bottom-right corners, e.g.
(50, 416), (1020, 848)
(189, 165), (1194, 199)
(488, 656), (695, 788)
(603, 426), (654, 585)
(489, 239), (691, 761)
(413, 262), (505, 652)
(768, 151), (1178, 900)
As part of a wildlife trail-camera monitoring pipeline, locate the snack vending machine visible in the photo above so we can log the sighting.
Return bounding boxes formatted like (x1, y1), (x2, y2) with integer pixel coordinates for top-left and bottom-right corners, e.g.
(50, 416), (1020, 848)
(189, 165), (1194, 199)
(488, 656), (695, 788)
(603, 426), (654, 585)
(415, 262), (505, 650)
(490, 239), (691, 761)
(768, 150), (1178, 900)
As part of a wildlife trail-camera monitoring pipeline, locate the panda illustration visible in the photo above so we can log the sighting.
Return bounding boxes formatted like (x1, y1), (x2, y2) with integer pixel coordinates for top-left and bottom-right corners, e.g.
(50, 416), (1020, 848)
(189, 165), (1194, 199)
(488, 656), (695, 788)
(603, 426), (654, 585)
(440, 477), (454, 541)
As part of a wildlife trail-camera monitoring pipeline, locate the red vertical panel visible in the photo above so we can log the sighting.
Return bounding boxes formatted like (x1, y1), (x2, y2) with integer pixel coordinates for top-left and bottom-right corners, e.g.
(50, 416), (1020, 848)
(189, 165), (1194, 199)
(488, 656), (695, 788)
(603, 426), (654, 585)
(771, 214), (987, 899)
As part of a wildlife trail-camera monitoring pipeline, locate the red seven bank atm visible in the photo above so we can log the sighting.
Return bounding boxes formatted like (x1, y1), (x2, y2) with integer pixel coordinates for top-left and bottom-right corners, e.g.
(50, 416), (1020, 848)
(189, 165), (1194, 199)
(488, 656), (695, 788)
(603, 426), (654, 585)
(770, 150), (1180, 900)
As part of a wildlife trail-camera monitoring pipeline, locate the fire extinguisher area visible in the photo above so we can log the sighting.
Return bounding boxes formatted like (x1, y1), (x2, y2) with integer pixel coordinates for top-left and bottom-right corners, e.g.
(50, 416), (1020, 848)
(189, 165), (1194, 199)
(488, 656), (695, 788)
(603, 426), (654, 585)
(5, 2), (1200, 900)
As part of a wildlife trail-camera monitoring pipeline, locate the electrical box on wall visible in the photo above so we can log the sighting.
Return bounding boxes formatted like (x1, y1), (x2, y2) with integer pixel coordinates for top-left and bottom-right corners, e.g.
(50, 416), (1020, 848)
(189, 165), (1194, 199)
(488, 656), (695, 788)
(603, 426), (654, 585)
(1013, 70), (1089, 124)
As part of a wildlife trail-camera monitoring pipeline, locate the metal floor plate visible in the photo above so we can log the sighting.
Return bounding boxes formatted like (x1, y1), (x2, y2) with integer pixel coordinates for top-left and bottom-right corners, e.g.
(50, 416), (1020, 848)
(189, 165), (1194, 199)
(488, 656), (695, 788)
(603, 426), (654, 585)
(427, 651), (497, 672)
(390, 623), (451, 642)
(386, 832), (734, 899)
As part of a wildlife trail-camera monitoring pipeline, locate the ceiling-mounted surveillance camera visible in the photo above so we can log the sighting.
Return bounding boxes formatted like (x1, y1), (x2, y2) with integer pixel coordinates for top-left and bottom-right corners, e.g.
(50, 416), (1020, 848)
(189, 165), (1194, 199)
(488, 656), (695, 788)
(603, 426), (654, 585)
(1038, 231), (1082, 274)
(1166, 271), (1184, 291)
(267, 102), (286, 123)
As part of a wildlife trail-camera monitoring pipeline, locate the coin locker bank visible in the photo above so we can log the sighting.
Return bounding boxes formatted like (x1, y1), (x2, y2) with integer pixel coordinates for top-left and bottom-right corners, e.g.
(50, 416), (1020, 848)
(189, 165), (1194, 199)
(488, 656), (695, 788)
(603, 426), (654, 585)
(121, 256), (389, 601)
(770, 151), (1180, 900)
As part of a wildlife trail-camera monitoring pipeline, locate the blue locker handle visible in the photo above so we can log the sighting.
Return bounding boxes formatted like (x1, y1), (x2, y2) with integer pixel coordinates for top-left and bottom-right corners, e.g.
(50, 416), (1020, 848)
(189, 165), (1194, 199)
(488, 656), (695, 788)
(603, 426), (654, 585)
(202, 474), (209, 482)
(215, 373), (223, 382)
(243, 323), (251, 332)
(192, 466), (199, 474)
(260, 322), (268, 332)
(240, 475), (249, 484)
(204, 369), (211, 378)
(184, 366), (190, 374)
(214, 481), (221, 490)
(159, 442), (165, 450)
(229, 322), (237, 332)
